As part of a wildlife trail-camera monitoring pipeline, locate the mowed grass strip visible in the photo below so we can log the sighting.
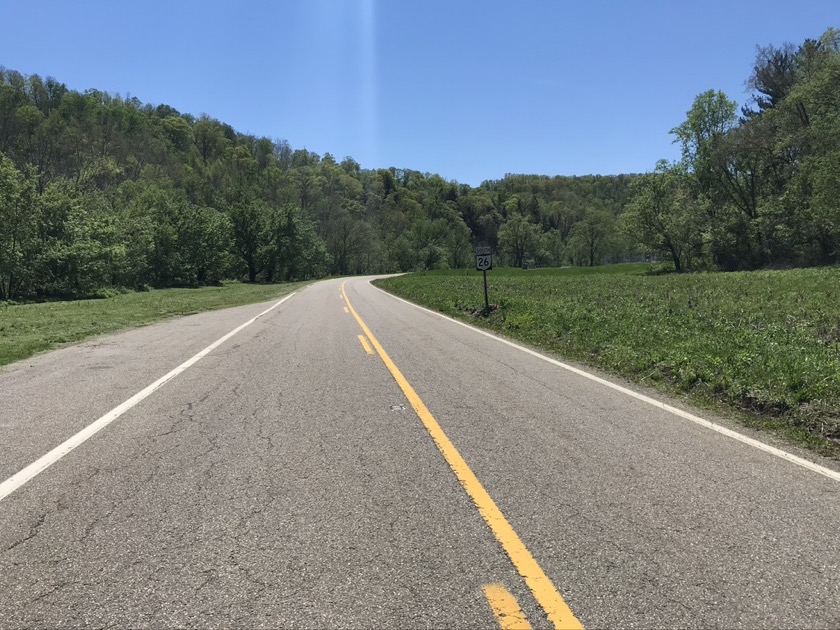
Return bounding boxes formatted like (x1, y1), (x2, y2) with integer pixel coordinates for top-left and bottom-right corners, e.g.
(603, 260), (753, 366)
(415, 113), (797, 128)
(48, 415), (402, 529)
(375, 266), (840, 457)
(0, 282), (308, 367)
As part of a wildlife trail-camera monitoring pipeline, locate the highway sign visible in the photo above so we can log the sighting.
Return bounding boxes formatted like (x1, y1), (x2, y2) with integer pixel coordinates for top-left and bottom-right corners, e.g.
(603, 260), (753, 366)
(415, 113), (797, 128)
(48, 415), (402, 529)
(476, 246), (492, 309)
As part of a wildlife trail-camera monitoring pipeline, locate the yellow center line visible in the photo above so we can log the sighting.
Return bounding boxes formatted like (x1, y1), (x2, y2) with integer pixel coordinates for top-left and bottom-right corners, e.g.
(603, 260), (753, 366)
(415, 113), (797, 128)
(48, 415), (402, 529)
(358, 334), (374, 355)
(340, 281), (583, 630)
(484, 584), (534, 630)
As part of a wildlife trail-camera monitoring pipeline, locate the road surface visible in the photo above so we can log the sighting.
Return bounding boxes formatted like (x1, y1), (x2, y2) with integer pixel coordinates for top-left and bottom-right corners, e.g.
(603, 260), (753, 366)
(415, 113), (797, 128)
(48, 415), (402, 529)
(1, 277), (839, 628)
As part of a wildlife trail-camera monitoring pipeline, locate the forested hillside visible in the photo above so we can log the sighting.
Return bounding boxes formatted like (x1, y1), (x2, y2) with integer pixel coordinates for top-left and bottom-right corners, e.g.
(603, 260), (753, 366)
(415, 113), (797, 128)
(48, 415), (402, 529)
(0, 67), (634, 301)
(1, 27), (838, 301)
(625, 27), (840, 271)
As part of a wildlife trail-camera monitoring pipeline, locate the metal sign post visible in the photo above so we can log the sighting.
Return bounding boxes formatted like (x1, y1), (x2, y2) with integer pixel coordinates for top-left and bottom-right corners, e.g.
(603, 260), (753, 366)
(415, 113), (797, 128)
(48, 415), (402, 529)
(475, 246), (492, 312)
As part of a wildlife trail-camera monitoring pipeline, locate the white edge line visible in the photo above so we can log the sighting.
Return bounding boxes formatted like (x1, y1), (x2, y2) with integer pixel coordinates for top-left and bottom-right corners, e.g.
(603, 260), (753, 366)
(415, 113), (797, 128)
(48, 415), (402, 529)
(368, 280), (840, 484)
(0, 292), (297, 503)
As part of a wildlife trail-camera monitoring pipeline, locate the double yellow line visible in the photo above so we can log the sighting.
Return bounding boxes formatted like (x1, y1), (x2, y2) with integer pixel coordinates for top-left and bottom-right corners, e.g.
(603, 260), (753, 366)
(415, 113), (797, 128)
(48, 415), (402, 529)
(341, 282), (582, 630)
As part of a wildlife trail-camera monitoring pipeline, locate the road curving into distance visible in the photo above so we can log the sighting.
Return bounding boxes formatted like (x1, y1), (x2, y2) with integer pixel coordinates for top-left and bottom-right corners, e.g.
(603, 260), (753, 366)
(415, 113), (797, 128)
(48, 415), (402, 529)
(1, 277), (839, 628)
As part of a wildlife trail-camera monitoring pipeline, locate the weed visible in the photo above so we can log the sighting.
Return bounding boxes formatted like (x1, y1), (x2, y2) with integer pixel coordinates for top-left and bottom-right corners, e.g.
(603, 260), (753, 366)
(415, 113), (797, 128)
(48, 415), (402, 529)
(376, 265), (840, 457)
(0, 281), (307, 367)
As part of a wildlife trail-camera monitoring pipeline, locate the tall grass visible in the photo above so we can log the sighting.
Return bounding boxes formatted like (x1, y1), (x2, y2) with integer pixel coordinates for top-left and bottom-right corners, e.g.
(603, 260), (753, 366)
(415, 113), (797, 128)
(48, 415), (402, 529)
(0, 282), (307, 367)
(376, 265), (840, 454)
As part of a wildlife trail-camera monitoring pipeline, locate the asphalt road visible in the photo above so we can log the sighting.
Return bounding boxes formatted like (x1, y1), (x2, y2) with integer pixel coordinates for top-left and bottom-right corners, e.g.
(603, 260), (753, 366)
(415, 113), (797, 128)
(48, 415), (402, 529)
(1, 277), (839, 628)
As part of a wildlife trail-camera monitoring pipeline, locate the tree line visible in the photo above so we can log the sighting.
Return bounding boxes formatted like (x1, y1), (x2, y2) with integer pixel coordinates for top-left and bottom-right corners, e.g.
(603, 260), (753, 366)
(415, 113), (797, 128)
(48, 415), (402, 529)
(0, 66), (637, 301)
(1, 27), (837, 301)
(624, 28), (840, 272)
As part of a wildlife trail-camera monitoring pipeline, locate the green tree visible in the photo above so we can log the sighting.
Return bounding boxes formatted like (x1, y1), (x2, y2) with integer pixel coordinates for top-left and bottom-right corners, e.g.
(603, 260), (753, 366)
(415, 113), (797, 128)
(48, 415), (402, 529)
(498, 213), (539, 267)
(567, 209), (616, 267)
(326, 210), (366, 276)
(447, 217), (473, 268)
(624, 161), (704, 272)
(0, 154), (38, 300)
(177, 205), (232, 285)
(265, 204), (329, 281)
(230, 201), (267, 282)
(33, 179), (115, 297)
(671, 90), (739, 210)
(540, 229), (566, 267)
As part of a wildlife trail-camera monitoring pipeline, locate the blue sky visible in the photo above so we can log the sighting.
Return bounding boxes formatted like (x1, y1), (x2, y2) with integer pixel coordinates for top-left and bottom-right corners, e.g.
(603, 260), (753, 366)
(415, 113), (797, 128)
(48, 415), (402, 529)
(0, 1), (836, 185)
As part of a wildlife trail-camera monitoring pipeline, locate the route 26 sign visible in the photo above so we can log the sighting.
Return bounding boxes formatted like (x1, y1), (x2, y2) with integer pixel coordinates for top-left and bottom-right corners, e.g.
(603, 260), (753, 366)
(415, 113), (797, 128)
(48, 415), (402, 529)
(475, 246), (492, 271)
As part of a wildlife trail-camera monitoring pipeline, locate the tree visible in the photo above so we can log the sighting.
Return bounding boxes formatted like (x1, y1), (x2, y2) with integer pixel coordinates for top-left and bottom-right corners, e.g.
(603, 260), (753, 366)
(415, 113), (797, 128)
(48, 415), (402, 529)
(624, 161), (703, 272)
(230, 201), (266, 282)
(265, 204), (329, 281)
(498, 213), (539, 267)
(177, 205), (232, 285)
(671, 90), (738, 189)
(325, 210), (366, 276)
(745, 43), (799, 116)
(567, 209), (615, 267)
(791, 152), (840, 264)
(33, 178), (112, 297)
(540, 229), (566, 267)
(0, 154), (38, 300)
(447, 217), (473, 268)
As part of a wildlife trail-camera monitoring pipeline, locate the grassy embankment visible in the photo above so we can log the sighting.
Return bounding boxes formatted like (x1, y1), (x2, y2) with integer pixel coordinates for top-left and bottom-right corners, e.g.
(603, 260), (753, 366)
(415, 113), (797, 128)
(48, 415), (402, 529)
(375, 265), (840, 457)
(0, 282), (308, 367)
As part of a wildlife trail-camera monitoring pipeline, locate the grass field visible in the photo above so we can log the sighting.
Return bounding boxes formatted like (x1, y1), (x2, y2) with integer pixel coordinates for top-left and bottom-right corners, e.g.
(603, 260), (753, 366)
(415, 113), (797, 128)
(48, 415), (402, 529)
(375, 265), (840, 457)
(0, 282), (307, 367)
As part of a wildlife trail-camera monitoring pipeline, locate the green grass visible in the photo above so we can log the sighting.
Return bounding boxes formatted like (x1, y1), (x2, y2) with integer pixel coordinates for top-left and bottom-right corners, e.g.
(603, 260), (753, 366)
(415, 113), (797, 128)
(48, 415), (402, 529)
(0, 281), (308, 367)
(376, 265), (840, 458)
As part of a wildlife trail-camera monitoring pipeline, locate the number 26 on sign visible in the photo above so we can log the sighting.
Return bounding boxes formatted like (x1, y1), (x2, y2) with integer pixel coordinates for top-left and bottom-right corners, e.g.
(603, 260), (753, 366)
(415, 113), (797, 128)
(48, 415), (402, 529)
(475, 246), (492, 271)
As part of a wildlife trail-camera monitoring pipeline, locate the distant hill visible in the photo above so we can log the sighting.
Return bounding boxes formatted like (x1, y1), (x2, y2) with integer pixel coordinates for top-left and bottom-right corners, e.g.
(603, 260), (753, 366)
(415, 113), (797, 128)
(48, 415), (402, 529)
(0, 66), (637, 301)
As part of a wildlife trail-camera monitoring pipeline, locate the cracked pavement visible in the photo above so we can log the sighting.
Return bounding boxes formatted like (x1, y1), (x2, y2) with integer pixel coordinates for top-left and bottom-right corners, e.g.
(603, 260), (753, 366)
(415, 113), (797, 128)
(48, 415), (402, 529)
(1, 277), (840, 628)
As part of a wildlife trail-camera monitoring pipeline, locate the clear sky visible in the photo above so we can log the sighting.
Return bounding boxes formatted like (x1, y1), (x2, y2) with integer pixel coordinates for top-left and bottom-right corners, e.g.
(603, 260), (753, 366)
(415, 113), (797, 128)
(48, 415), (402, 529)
(0, 1), (836, 185)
